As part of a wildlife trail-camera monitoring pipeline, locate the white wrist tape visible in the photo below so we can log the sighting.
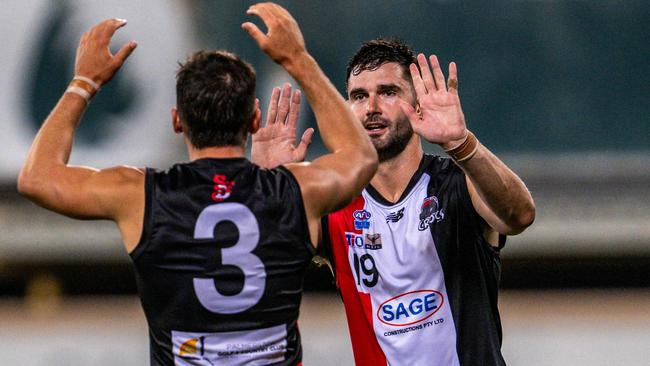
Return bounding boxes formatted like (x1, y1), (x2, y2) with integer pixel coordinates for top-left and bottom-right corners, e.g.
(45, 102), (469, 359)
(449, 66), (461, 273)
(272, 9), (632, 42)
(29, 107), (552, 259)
(65, 86), (92, 103)
(73, 76), (100, 92)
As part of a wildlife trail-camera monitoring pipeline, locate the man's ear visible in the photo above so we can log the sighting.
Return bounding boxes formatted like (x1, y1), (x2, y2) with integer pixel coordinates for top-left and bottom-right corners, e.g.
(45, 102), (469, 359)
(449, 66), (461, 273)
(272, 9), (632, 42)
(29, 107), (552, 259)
(416, 103), (423, 119)
(171, 107), (183, 134)
(248, 98), (262, 134)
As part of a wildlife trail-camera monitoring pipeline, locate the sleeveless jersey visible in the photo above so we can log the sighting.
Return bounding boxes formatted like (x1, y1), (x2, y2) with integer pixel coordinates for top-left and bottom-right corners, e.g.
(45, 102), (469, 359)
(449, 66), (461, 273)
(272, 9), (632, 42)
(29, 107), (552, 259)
(130, 158), (314, 366)
(322, 154), (506, 366)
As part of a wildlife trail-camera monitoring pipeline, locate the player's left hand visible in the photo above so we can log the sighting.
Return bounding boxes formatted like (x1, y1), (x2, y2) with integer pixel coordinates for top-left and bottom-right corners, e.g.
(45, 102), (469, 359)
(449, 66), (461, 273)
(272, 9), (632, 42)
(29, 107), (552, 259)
(399, 54), (467, 149)
(75, 18), (137, 87)
(252, 83), (314, 168)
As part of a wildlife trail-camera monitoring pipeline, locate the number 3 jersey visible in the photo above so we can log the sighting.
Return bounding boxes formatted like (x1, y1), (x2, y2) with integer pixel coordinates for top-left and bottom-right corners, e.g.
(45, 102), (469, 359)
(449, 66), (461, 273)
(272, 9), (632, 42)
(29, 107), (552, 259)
(322, 154), (506, 366)
(130, 158), (314, 366)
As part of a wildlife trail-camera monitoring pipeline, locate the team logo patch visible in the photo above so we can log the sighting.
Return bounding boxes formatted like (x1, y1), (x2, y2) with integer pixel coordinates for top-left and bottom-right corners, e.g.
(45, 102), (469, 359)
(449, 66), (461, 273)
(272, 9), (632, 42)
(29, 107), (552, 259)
(365, 233), (382, 249)
(353, 209), (372, 229)
(345, 232), (382, 250)
(418, 195), (445, 231)
(212, 174), (235, 202)
(377, 290), (444, 327)
(385, 207), (404, 223)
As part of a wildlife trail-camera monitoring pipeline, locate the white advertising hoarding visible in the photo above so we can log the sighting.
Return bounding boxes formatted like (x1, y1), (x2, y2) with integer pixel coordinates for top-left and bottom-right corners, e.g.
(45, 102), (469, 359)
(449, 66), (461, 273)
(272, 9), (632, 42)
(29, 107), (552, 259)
(0, 0), (196, 180)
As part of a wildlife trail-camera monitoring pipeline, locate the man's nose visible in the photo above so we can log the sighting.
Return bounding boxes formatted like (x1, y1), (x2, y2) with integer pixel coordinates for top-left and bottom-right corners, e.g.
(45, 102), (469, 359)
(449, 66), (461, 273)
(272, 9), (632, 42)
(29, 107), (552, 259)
(366, 94), (381, 116)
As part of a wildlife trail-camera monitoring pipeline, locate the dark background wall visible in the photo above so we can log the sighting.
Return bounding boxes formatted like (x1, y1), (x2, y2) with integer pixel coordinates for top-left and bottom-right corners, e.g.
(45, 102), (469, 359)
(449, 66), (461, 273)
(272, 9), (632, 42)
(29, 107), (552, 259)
(191, 0), (650, 153)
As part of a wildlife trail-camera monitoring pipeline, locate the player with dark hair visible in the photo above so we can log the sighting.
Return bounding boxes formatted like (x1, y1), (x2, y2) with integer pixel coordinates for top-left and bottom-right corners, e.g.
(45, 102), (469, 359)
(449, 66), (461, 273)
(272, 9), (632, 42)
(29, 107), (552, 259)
(254, 38), (535, 365)
(17, 3), (377, 365)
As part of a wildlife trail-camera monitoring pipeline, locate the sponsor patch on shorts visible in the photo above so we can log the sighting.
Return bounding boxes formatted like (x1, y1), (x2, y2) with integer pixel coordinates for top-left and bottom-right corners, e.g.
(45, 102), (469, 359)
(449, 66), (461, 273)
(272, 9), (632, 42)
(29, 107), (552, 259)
(172, 324), (287, 366)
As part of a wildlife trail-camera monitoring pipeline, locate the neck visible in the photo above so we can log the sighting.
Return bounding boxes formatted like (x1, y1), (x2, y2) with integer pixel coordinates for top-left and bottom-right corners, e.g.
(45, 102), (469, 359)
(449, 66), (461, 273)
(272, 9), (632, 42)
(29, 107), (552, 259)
(370, 135), (423, 203)
(187, 144), (247, 161)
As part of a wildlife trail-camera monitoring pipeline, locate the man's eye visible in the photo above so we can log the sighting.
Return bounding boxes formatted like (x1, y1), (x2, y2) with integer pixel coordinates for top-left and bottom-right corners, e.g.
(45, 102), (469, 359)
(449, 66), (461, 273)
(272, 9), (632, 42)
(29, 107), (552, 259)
(352, 94), (366, 100)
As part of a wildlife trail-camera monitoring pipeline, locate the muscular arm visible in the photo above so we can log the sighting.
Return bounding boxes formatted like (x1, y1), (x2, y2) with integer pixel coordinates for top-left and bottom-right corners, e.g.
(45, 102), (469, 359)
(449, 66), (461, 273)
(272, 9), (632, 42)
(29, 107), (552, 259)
(243, 3), (378, 244)
(458, 144), (535, 236)
(401, 53), (535, 238)
(17, 19), (144, 250)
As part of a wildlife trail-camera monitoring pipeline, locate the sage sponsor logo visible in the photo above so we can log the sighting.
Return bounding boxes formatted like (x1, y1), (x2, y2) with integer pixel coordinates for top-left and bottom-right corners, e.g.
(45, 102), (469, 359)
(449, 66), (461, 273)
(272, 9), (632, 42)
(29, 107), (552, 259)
(377, 289), (444, 327)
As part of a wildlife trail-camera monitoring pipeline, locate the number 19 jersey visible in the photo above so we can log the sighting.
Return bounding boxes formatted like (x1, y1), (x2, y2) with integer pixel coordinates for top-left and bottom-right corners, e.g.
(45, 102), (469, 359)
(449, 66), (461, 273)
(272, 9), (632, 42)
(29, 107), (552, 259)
(323, 155), (506, 366)
(130, 158), (314, 366)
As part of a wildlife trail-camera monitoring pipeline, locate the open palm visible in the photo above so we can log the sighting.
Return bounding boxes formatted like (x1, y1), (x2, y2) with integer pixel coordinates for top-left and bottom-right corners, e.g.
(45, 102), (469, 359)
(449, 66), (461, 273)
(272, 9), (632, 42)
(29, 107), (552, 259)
(399, 54), (467, 149)
(252, 83), (313, 168)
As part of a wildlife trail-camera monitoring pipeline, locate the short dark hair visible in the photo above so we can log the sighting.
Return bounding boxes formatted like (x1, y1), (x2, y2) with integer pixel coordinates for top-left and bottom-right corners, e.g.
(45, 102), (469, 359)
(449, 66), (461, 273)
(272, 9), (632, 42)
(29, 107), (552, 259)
(346, 38), (417, 88)
(176, 50), (256, 148)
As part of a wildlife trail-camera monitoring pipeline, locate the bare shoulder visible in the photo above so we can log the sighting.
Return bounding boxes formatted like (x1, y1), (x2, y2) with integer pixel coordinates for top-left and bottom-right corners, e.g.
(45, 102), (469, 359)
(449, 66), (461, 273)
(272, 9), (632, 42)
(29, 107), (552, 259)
(283, 161), (336, 196)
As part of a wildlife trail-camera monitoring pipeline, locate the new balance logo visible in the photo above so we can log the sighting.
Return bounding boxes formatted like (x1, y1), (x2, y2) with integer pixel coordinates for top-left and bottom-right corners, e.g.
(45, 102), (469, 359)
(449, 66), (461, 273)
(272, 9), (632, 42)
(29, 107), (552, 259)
(386, 208), (405, 223)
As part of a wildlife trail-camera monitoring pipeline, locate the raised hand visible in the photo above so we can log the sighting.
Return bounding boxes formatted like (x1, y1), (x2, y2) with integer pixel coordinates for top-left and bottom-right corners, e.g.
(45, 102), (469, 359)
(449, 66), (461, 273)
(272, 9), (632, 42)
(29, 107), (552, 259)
(399, 54), (467, 149)
(252, 83), (314, 168)
(75, 18), (137, 87)
(241, 3), (306, 67)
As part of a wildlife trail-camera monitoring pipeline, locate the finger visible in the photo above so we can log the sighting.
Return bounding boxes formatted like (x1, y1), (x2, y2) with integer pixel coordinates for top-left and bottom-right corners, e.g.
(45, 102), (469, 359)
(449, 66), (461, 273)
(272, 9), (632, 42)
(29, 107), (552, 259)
(398, 98), (420, 124)
(265, 87), (281, 126)
(447, 62), (459, 94)
(113, 40), (137, 67)
(241, 22), (266, 46)
(287, 89), (301, 129)
(409, 63), (427, 98)
(247, 4), (274, 27)
(429, 55), (446, 91)
(416, 53), (435, 93)
(103, 18), (128, 39)
(294, 128), (314, 161)
(277, 83), (292, 124)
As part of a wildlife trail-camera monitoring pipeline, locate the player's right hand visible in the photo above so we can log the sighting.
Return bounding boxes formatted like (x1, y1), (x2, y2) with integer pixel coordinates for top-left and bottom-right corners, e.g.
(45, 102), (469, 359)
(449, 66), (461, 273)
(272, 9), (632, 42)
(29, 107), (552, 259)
(75, 18), (137, 87)
(242, 3), (307, 67)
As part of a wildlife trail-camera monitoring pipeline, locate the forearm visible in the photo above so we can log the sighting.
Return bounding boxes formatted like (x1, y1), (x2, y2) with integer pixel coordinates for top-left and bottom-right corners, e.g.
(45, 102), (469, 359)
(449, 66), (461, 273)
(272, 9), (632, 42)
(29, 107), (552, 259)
(455, 143), (535, 232)
(284, 55), (374, 157)
(18, 92), (88, 194)
(283, 54), (377, 187)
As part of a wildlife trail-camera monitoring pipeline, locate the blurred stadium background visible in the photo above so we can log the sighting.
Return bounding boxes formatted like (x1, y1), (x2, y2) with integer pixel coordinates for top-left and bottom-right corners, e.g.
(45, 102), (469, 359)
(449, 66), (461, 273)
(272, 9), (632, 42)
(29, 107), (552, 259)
(1, 1), (648, 365)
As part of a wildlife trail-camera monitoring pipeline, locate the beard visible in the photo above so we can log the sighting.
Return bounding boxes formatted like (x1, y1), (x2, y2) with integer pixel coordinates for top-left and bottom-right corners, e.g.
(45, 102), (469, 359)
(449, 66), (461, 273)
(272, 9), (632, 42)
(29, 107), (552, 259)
(367, 115), (414, 162)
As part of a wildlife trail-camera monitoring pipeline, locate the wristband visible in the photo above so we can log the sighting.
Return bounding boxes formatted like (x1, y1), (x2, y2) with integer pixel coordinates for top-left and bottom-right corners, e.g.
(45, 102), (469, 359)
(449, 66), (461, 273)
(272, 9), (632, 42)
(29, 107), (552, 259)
(444, 131), (479, 162)
(73, 76), (100, 91)
(65, 86), (92, 103)
(65, 76), (99, 104)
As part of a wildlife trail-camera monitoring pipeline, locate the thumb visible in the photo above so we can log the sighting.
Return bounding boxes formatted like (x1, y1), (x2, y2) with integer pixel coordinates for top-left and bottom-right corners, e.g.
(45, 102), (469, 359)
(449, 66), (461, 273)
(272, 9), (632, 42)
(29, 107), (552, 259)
(398, 98), (419, 123)
(294, 128), (314, 161)
(114, 40), (138, 67)
(242, 22), (266, 46)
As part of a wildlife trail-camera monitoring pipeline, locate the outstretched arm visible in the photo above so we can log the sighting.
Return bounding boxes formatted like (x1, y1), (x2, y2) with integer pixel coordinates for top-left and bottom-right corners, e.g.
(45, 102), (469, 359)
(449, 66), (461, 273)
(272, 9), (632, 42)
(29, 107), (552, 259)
(17, 19), (144, 250)
(251, 83), (314, 168)
(243, 3), (378, 244)
(400, 54), (535, 236)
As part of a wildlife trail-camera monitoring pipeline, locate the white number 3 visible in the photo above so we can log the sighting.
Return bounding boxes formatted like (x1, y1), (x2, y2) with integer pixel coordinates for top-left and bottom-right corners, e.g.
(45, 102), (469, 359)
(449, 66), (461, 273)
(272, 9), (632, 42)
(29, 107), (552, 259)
(193, 203), (265, 314)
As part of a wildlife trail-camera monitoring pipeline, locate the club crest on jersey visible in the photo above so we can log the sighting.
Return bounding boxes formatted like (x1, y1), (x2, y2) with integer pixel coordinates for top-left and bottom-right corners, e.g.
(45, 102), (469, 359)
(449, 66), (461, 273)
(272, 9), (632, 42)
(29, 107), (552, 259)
(353, 209), (372, 229)
(211, 174), (235, 202)
(377, 290), (444, 327)
(345, 232), (382, 250)
(418, 195), (445, 231)
(365, 233), (382, 249)
(385, 207), (405, 223)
